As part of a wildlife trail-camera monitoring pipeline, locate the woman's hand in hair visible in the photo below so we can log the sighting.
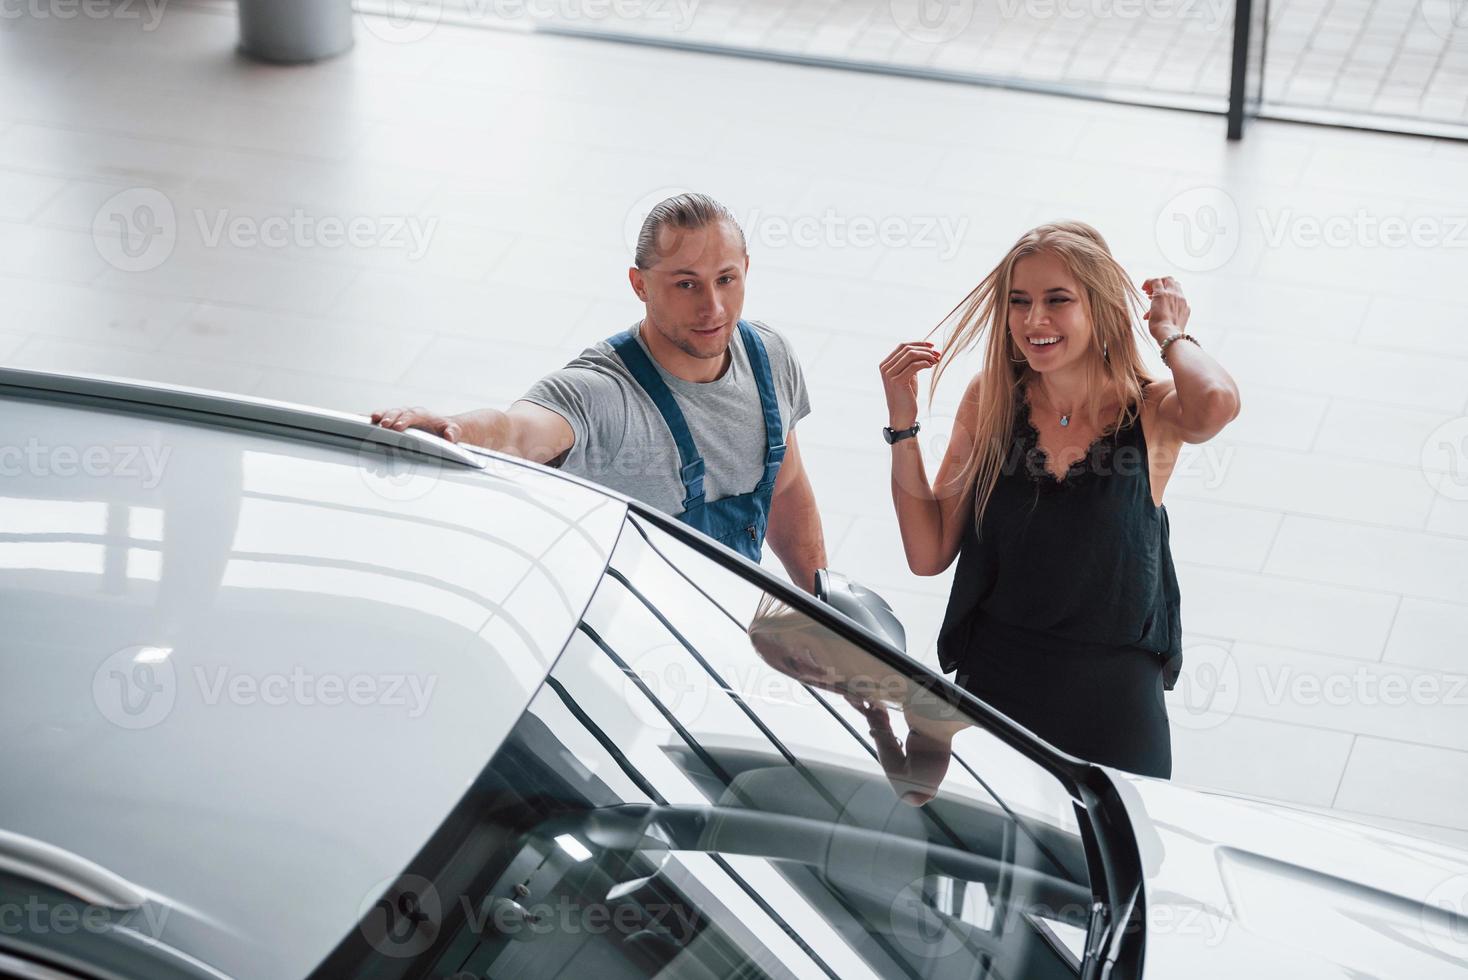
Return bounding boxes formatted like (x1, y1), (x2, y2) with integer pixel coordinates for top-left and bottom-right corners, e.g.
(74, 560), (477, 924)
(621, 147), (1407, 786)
(879, 342), (942, 430)
(1141, 277), (1191, 341)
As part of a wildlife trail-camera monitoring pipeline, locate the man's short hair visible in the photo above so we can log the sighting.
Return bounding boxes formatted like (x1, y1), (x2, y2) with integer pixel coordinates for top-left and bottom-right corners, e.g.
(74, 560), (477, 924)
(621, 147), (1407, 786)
(634, 192), (748, 269)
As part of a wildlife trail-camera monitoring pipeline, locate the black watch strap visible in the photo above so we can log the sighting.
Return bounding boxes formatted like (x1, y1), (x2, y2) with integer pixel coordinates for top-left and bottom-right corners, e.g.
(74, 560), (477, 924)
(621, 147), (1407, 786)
(883, 422), (921, 445)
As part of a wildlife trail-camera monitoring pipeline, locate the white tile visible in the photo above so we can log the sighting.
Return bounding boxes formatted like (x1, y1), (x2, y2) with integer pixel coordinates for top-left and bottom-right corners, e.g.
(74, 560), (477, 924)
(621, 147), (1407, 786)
(0, 125), (208, 188)
(7, 336), (265, 396)
(0, 330), (29, 360)
(1359, 292), (1468, 358)
(250, 371), (492, 421)
(161, 306), (436, 384)
(1326, 810), (1468, 851)
(399, 335), (583, 403)
(1212, 384), (1328, 452)
(0, 168), (64, 221)
(1169, 714), (1354, 807)
(1266, 515), (1468, 605)
(0, 222), (110, 283)
(1427, 494), (1468, 538)
(1384, 598), (1468, 675)
(0, 276), (193, 350)
(1161, 497), (1283, 571)
(1167, 443), (1436, 530)
(1182, 274), (1369, 343)
(1225, 642), (1468, 752)
(94, 237), (361, 315)
(330, 273), (599, 345)
(1313, 399), (1461, 469)
(1175, 563), (1399, 660)
(1334, 737), (1468, 828)
(1217, 330), (1468, 413)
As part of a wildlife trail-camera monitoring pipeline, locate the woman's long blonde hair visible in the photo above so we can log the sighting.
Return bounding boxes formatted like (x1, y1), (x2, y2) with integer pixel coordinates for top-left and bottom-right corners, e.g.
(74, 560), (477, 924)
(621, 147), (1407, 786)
(929, 221), (1155, 529)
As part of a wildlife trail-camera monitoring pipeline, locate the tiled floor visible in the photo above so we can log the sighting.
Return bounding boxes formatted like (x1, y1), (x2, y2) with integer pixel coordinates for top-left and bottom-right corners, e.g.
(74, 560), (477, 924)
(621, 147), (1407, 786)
(410, 0), (1468, 128)
(5, 2), (1468, 846)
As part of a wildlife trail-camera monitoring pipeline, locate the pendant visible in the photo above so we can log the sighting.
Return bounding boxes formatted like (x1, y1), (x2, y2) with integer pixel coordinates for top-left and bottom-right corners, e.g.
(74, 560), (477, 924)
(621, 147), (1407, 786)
(1060, 414), (1070, 427)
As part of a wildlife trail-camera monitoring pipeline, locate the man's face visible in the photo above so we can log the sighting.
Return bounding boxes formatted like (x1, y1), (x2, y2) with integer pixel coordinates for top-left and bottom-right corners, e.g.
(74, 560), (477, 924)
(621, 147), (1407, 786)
(630, 220), (749, 361)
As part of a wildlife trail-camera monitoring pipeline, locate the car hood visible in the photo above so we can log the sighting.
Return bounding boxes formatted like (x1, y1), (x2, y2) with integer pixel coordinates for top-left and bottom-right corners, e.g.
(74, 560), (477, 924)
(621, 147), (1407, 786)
(1104, 773), (1468, 978)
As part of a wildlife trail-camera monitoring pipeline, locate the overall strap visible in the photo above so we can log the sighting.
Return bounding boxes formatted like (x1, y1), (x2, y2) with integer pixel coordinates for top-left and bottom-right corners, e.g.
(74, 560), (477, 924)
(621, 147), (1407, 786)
(736, 321), (787, 492)
(607, 329), (705, 511)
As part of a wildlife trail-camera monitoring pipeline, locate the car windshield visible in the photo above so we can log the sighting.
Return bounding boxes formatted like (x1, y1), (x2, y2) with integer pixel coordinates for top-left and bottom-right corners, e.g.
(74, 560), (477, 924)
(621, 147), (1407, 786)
(314, 514), (1097, 979)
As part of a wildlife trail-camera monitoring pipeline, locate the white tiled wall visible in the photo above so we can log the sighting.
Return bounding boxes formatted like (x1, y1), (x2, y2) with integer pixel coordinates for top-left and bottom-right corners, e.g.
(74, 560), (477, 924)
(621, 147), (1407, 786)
(3, 2), (1466, 846)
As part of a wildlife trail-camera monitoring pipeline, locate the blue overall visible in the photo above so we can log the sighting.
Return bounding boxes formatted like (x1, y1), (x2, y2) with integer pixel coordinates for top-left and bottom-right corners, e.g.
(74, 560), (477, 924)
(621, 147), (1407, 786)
(607, 320), (786, 561)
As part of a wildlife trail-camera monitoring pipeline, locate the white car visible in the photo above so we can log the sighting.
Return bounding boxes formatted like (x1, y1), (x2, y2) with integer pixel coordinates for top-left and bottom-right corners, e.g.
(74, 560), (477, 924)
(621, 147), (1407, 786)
(1, 365), (1465, 980)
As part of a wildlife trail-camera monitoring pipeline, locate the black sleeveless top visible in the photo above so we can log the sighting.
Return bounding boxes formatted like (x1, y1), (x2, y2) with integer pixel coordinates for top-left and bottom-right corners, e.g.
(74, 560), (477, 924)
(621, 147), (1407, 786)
(935, 382), (1184, 690)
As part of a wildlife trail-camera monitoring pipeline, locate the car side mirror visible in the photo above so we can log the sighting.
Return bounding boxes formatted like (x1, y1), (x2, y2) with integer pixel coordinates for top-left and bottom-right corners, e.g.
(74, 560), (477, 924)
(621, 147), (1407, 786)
(814, 570), (907, 653)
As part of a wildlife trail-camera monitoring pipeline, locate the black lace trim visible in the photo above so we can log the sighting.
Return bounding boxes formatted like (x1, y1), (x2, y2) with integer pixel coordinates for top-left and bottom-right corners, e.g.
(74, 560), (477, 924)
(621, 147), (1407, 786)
(1011, 387), (1126, 494)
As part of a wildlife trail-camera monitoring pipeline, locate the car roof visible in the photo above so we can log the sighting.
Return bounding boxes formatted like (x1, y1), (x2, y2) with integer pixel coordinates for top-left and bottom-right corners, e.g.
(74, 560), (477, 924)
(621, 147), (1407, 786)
(0, 367), (626, 978)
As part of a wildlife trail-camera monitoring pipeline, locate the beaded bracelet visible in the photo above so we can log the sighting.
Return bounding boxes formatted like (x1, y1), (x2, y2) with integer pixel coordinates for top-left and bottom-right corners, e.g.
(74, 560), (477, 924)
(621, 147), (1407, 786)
(1159, 332), (1201, 365)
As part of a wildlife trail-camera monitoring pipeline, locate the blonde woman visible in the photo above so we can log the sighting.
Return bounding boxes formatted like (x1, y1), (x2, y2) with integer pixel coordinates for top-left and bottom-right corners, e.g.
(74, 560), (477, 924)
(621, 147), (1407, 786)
(879, 222), (1241, 779)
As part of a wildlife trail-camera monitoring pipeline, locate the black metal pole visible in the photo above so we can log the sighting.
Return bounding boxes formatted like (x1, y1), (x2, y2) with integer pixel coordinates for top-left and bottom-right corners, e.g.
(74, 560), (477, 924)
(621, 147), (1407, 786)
(1227, 0), (1254, 140)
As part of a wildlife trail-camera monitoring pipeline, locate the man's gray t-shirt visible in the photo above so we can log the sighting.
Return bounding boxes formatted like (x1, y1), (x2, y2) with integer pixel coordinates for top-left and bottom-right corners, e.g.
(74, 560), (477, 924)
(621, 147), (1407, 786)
(517, 320), (811, 516)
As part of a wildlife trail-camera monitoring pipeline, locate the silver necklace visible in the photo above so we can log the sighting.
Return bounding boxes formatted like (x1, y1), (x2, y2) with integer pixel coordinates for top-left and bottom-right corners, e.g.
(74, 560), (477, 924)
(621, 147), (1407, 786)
(1034, 386), (1075, 427)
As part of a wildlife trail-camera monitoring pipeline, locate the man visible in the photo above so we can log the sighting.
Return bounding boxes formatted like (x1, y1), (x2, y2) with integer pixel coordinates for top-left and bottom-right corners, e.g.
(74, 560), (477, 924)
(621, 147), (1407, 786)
(372, 193), (827, 592)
